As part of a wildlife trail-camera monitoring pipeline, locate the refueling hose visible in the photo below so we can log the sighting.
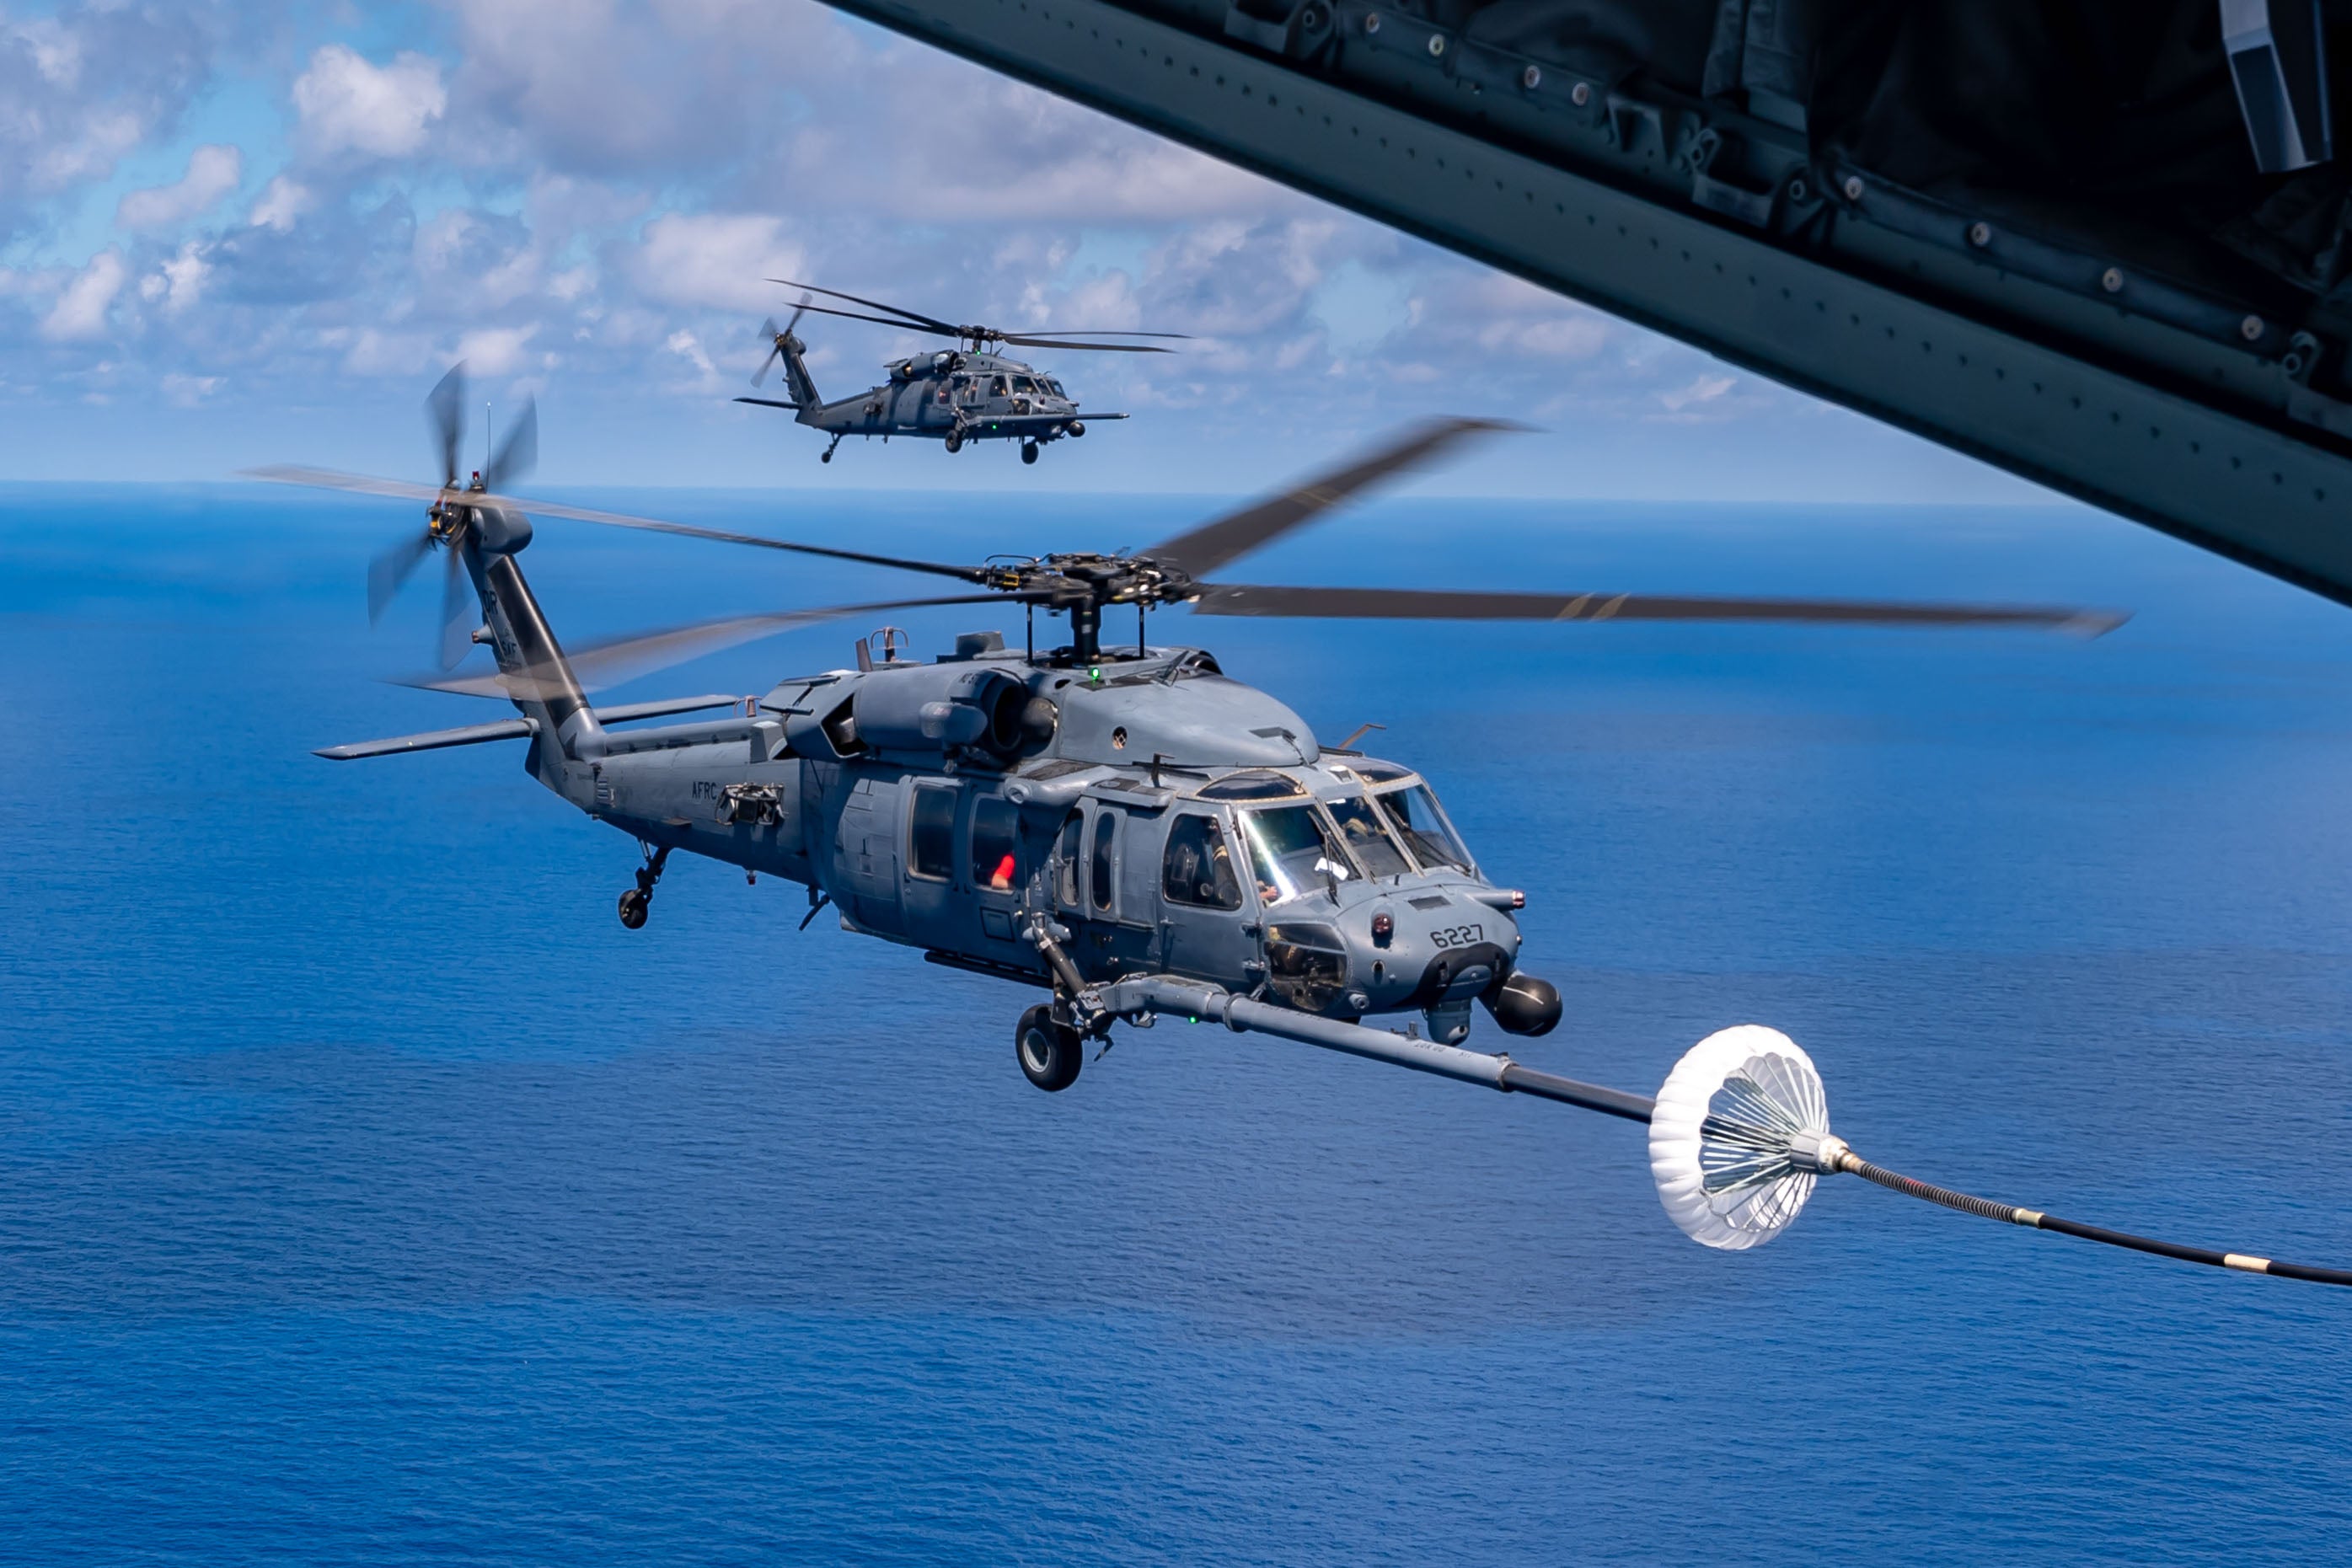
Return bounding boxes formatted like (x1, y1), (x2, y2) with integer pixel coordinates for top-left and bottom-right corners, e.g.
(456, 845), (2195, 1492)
(1839, 1151), (2352, 1287)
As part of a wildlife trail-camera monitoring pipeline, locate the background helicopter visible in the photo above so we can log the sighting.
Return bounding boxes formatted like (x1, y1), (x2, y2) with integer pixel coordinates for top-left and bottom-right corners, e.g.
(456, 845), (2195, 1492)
(257, 377), (2124, 1104)
(737, 279), (1184, 465)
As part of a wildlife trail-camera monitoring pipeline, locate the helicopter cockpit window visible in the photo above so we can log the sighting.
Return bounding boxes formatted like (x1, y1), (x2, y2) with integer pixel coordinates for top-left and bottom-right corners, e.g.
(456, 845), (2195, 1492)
(1324, 795), (1411, 879)
(972, 798), (1020, 891)
(1353, 761), (1412, 784)
(1161, 813), (1242, 910)
(1011, 376), (1037, 393)
(1044, 379), (1067, 397)
(910, 787), (956, 880)
(1372, 784), (1472, 874)
(1237, 804), (1354, 906)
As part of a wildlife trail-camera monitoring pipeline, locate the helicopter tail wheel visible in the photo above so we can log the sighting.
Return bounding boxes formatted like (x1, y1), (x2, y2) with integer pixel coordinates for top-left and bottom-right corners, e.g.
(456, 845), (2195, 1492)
(1015, 1003), (1083, 1092)
(1021, 441), (1039, 466)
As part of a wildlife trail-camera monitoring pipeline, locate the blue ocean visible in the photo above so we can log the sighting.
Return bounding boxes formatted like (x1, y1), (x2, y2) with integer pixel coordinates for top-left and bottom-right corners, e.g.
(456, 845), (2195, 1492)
(3, 479), (2349, 1564)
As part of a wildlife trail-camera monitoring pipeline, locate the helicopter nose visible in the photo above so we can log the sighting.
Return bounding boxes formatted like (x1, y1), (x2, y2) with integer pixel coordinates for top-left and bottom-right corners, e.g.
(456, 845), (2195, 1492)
(1352, 896), (1520, 1012)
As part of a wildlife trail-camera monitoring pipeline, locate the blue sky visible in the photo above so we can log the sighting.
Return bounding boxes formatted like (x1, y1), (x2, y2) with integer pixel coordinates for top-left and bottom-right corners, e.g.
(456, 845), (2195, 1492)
(0, 0), (2047, 502)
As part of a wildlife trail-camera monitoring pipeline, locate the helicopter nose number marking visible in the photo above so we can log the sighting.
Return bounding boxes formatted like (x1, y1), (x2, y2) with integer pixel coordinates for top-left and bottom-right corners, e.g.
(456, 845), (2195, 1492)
(1429, 923), (1484, 949)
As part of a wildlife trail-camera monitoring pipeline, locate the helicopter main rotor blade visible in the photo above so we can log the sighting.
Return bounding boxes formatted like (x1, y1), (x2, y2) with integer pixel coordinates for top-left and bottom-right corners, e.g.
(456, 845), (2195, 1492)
(999, 329), (1193, 340)
(244, 465), (996, 586)
(1188, 583), (2130, 634)
(996, 336), (1172, 354)
(426, 363), (467, 488)
(405, 591), (1044, 699)
(765, 278), (961, 336)
(367, 529), (435, 625)
(482, 396), (537, 494)
(785, 298), (964, 335)
(1144, 416), (1525, 581)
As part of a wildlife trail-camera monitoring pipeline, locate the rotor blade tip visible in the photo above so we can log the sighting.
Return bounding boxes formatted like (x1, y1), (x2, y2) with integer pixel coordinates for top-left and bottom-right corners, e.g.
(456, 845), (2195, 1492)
(2065, 609), (2132, 637)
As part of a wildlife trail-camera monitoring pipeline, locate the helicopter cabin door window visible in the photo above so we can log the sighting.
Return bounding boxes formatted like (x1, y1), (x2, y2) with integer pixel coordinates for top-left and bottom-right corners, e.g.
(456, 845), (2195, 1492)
(1089, 809), (1119, 915)
(972, 798), (1020, 892)
(1053, 810), (1084, 909)
(909, 785), (956, 881)
(1161, 813), (1242, 910)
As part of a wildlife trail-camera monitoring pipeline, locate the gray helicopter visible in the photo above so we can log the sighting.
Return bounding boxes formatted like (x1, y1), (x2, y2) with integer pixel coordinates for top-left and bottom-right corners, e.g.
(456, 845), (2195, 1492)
(737, 279), (1183, 465)
(256, 375), (2124, 1096)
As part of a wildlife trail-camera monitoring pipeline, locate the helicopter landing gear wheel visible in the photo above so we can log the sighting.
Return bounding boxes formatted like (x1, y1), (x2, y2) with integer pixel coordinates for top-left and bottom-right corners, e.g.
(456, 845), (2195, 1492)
(820, 449), (833, 464)
(945, 430), (963, 454)
(1015, 1004), (1083, 1092)
(1021, 441), (1039, 466)
(619, 844), (668, 929)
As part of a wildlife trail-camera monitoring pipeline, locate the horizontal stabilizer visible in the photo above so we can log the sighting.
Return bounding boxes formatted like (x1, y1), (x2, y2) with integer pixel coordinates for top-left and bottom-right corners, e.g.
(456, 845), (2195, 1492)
(734, 397), (800, 411)
(318, 694), (745, 760)
(316, 718), (536, 760)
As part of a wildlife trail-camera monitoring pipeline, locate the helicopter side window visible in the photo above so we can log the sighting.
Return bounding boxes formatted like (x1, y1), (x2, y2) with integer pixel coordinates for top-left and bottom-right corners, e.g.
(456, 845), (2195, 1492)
(1055, 811), (1083, 905)
(1090, 811), (1118, 911)
(909, 786), (956, 881)
(1324, 795), (1411, 879)
(1161, 813), (1242, 911)
(1237, 804), (1354, 906)
(991, 376), (1010, 398)
(1372, 784), (1472, 874)
(1011, 376), (1037, 393)
(972, 798), (1020, 891)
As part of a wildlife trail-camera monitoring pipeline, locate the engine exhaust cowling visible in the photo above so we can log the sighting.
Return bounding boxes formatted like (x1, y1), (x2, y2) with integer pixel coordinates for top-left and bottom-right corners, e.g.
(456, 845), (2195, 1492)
(851, 666), (1031, 759)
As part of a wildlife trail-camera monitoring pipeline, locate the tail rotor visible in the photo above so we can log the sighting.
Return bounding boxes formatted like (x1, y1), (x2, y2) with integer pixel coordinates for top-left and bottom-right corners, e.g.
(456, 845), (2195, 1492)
(752, 295), (812, 389)
(365, 360), (538, 667)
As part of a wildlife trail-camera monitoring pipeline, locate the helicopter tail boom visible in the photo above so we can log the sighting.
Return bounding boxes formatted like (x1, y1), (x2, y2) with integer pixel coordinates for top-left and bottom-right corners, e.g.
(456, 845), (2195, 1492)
(458, 527), (607, 766)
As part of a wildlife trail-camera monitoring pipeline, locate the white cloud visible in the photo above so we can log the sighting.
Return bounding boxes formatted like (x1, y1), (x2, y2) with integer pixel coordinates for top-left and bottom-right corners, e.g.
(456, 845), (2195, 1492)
(292, 45), (447, 159)
(160, 372), (221, 406)
(665, 329), (713, 375)
(627, 212), (802, 313)
(137, 241), (210, 313)
(248, 175), (311, 232)
(117, 143), (242, 229)
(336, 327), (436, 377)
(40, 249), (126, 340)
(2, 8), (225, 237)
(1661, 373), (1736, 413)
(455, 324), (538, 375)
